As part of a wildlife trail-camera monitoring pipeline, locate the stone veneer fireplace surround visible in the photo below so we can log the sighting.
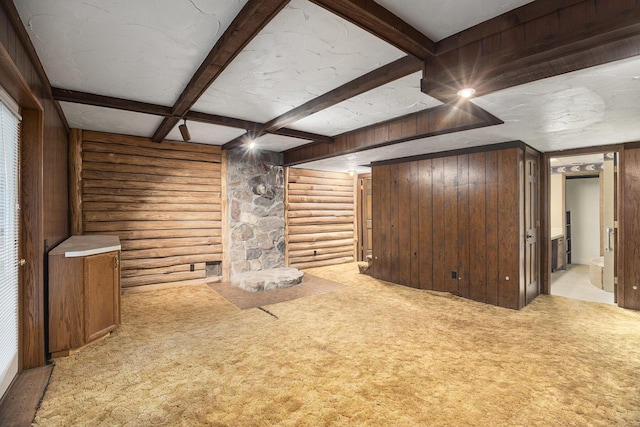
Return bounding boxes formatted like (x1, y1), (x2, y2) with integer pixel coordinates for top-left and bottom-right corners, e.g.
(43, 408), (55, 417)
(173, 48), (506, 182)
(226, 148), (285, 276)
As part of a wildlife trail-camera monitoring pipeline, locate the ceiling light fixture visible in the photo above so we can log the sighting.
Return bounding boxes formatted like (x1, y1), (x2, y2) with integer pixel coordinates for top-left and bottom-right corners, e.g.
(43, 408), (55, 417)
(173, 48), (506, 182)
(457, 87), (476, 98)
(179, 119), (191, 142)
(248, 140), (256, 150)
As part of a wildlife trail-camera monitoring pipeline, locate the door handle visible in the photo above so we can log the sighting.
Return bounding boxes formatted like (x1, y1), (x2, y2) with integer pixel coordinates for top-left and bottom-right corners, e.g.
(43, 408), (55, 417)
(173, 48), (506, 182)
(605, 227), (614, 252)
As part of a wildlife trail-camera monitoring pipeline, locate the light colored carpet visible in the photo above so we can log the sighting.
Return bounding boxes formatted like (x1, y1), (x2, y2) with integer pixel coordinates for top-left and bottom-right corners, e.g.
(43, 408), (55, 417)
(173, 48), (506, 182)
(207, 273), (347, 310)
(34, 263), (640, 426)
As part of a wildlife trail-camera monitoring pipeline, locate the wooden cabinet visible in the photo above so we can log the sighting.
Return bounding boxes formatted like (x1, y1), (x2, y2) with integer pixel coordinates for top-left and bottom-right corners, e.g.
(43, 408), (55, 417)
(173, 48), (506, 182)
(49, 236), (121, 357)
(551, 236), (565, 272)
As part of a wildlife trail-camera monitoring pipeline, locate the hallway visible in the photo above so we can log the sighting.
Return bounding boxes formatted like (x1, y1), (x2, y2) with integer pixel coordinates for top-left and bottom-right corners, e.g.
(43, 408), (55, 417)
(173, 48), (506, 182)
(551, 264), (615, 305)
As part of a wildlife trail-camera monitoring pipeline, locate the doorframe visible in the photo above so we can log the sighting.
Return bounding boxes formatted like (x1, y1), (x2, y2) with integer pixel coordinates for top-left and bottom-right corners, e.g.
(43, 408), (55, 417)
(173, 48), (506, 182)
(540, 145), (623, 305)
(0, 42), (46, 371)
(524, 147), (541, 305)
(356, 173), (371, 262)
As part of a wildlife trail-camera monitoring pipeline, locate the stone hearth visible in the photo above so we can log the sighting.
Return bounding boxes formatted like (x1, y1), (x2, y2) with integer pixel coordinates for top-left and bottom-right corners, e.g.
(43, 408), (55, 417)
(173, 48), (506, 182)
(231, 267), (304, 292)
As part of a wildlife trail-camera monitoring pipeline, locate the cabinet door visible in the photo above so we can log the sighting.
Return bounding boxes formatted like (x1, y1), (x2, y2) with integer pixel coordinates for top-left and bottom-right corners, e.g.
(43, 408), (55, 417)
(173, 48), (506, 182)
(84, 251), (120, 343)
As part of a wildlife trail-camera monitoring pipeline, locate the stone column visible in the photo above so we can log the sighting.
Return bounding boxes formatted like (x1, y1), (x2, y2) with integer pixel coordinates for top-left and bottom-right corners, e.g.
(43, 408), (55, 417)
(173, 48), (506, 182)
(226, 148), (285, 276)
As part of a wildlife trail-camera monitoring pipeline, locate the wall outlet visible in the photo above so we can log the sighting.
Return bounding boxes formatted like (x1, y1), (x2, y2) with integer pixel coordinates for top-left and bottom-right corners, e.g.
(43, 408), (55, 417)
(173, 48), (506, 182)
(451, 271), (457, 279)
(190, 263), (194, 272)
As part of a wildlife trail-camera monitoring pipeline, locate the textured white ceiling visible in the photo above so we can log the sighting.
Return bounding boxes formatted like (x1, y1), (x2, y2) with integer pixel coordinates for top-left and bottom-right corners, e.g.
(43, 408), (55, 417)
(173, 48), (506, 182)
(252, 133), (312, 152)
(165, 121), (246, 145)
(60, 102), (164, 137)
(289, 72), (441, 136)
(191, 0), (405, 123)
(14, 1), (640, 168)
(16, 0), (247, 105)
(375, 0), (534, 41)
(298, 56), (640, 173)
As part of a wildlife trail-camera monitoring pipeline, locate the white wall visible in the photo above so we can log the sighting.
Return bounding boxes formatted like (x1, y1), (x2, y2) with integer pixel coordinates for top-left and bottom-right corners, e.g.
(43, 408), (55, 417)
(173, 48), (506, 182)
(565, 177), (600, 265)
(550, 173), (564, 233)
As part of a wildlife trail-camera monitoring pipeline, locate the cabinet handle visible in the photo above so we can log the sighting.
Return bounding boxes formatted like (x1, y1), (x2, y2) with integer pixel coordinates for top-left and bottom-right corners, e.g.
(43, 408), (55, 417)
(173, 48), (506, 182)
(114, 255), (119, 270)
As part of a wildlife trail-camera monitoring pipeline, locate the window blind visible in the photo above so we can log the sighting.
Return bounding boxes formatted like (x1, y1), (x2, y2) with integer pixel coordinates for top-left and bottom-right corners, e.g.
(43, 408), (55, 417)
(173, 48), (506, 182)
(0, 94), (20, 399)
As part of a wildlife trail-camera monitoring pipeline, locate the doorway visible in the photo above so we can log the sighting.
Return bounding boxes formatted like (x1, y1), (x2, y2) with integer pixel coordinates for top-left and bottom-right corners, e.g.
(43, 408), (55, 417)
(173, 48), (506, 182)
(548, 153), (616, 304)
(357, 173), (372, 262)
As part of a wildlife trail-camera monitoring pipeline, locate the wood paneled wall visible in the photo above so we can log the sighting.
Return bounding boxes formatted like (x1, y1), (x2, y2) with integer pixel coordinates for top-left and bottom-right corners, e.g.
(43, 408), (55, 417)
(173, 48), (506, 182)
(1, 2), (69, 369)
(371, 146), (525, 310)
(622, 146), (640, 311)
(286, 168), (356, 269)
(78, 131), (223, 288)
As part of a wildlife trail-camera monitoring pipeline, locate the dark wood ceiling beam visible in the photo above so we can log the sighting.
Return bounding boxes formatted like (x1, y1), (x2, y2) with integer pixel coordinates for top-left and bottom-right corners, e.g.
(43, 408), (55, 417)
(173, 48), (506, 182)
(309, 0), (435, 58)
(184, 111), (262, 132)
(222, 133), (250, 150)
(186, 111), (334, 146)
(283, 104), (499, 166)
(222, 127), (335, 151)
(273, 128), (334, 144)
(52, 88), (173, 117)
(151, 0), (290, 142)
(50, 88), (333, 144)
(423, 0), (640, 101)
(259, 55), (422, 136)
(436, 0), (587, 54)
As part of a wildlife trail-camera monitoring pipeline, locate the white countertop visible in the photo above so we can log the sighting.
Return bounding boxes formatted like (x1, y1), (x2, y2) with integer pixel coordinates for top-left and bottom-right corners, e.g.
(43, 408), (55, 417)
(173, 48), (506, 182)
(551, 228), (564, 240)
(50, 235), (121, 258)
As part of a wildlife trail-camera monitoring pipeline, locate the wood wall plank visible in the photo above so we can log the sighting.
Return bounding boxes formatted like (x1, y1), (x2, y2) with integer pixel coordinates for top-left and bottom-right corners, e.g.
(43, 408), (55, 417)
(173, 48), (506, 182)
(371, 145), (526, 310)
(389, 164), (401, 284)
(286, 168), (355, 268)
(457, 154), (470, 298)
(469, 152), (487, 302)
(443, 156), (459, 294)
(81, 132), (223, 287)
(623, 147), (640, 310)
(484, 151), (499, 305)
(409, 161), (420, 288)
(372, 165), (391, 280)
(431, 158), (446, 292)
(418, 159), (433, 290)
(497, 148), (522, 309)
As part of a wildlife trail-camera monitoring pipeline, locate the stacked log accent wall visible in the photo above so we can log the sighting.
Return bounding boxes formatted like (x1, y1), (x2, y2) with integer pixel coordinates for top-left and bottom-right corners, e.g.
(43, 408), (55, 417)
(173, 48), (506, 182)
(78, 130), (223, 288)
(371, 145), (526, 310)
(286, 168), (356, 269)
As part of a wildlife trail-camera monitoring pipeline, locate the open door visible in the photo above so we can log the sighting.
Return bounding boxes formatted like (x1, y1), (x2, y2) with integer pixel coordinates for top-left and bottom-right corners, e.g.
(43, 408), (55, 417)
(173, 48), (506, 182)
(358, 174), (372, 261)
(603, 154), (616, 296)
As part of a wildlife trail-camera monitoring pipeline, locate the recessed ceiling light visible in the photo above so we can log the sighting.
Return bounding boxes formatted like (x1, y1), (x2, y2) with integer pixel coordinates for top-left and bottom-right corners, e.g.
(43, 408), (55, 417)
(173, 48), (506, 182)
(248, 141), (256, 150)
(457, 87), (476, 98)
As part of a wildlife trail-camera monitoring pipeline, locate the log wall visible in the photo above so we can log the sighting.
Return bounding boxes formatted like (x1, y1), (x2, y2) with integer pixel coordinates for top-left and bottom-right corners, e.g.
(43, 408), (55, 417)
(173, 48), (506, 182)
(286, 168), (356, 269)
(79, 130), (223, 288)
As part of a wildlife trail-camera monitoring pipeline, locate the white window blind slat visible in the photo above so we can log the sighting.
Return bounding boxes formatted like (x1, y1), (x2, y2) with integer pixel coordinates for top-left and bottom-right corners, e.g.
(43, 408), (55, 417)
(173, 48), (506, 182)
(0, 97), (20, 399)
